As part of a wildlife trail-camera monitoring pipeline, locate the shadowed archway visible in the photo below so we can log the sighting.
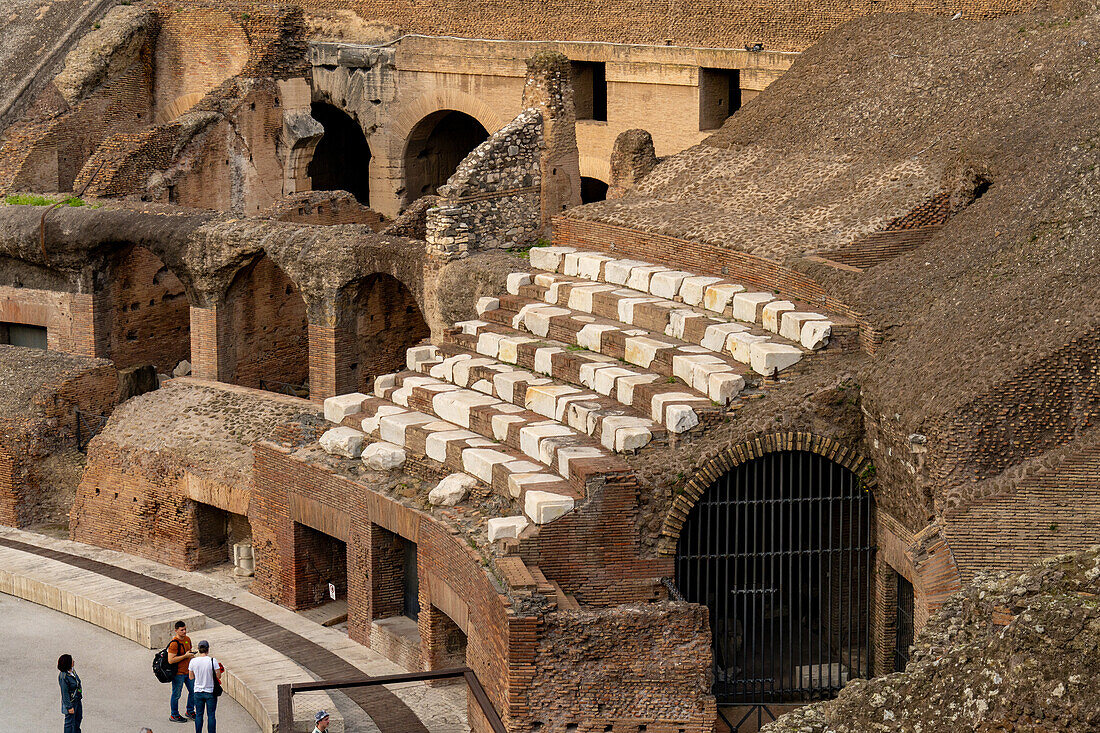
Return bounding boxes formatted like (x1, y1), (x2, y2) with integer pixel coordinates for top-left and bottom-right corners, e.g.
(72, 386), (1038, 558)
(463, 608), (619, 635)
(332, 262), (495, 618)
(308, 102), (372, 205)
(403, 111), (489, 206)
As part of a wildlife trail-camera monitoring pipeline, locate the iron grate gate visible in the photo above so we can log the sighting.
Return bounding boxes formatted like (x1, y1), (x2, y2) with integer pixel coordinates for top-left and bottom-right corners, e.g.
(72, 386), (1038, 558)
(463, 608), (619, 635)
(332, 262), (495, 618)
(675, 450), (876, 710)
(894, 573), (914, 672)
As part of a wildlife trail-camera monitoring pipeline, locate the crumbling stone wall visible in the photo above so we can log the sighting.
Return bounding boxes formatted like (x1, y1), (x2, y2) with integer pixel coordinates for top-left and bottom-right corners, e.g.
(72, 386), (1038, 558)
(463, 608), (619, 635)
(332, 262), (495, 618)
(267, 190), (385, 229)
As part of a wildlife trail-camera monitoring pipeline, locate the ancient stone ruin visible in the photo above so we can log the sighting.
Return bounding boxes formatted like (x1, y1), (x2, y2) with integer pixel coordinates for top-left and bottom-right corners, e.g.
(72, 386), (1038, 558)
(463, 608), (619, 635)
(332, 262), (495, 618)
(1, 0), (1098, 731)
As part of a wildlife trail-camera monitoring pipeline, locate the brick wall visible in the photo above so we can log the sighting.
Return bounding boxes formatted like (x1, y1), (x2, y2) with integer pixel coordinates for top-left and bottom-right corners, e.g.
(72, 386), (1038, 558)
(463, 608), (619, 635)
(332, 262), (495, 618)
(104, 245), (191, 373)
(0, 286), (100, 357)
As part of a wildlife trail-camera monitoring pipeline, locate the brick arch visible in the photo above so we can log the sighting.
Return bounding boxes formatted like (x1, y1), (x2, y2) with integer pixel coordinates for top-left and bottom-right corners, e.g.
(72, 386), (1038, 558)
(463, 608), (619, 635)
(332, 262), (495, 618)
(657, 431), (876, 556)
(579, 154), (610, 183)
(391, 90), (511, 153)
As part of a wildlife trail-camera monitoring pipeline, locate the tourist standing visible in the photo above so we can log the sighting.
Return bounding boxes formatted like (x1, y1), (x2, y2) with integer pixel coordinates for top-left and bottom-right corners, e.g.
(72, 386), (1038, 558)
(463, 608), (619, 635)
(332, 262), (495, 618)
(312, 710), (330, 733)
(188, 640), (223, 733)
(167, 620), (197, 722)
(57, 654), (82, 733)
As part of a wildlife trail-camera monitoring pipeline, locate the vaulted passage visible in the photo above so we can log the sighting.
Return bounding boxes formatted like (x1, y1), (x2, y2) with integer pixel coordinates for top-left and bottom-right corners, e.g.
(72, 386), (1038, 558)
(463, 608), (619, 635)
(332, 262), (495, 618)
(675, 451), (875, 714)
(581, 176), (608, 203)
(308, 102), (372, 205)
(403, 111), (489, 205)
(341, 273), (430, 392)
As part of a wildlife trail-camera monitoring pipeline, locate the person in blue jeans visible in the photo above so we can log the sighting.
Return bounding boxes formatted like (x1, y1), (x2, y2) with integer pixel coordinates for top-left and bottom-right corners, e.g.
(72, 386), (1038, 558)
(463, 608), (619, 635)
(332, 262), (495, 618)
(168, 620), (198, 722)
(188, 640), (224, 733)
(57, 653), (82, 733)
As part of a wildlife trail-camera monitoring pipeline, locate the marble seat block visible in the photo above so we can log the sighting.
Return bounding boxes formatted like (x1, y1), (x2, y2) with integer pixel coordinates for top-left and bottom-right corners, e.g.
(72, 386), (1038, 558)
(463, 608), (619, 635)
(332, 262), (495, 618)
(528, 245), (575, 271)
(672, 353), (725, 385)
(491, 413), (527, 441)
(462, 448), (514, 483)
(616, 373), (659, 405)
(519, 423), (573, 460)
(802, 320), (833, 350)
(681, 276), (723, 306)
(701, 322), (749, 351)
(425, 429), (479, 462)
(727, 332), (771, 363)
(476, 297), (500, 315)
(506, 272), (533, 295)
(709, 372), (746, 405)
(600, 415), (652, 451)
(603, 259), (649, 285)
(762, 301), (796, 334)
(649, 270), (692, 299)
(691, 361), (735, 394)
(476, 331), (506, 358)
(493, 371), (538, 403)
(556, 446), (604, 478)
(564, 400), (602, 432)
(452, 357), (496, 387)
(471, 379), (495, 395)
(323, 393), (368, 423)
(362, 441), (406, 470)
(749, 342), (804, 375)
(702, 283), (745, 313)
(428, 473), (477, 506)
(361, 404), (406, 435)
(454, 320), (488, 336)
(545, 278), (574, 304)
(406, 345), (440, 371)
(732, 292), (776, 324)
(624, 336), (673, 368)
(617, 296), (662, 324)
(568, 284), (615, 312)
(526, 384), (581, 418)
(649, 391), (698, 422)
(666, 309), (705, 340)
(524, 490), (576, 524)
(577, 323), (618, 352)
(379, 411), (434, 445)
(578, 361), (619, 389)
(496, 335), (536, 364)
(576, 253), (614, 279)
(319, 427), (366, 458)
(433, 390), (500, 428)
(373, 373), (397, 396)
(429, 354), (471, 381)
(626, 265), (671, 292)
(524, 306), (571, 337)
(487, 515), (529, 542)
(592, 367), (636, 396)
(534, 347), (564, 375)
(561, 251), (585, 276)
(507, 471), (562, 499)
(780, 312), (827, 343)
(665, 403), (701, 432)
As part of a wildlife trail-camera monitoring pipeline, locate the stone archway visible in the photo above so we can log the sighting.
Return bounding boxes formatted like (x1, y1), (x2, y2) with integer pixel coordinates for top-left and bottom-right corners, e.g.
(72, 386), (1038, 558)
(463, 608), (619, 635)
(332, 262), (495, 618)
(307, 102), (373, 206)
(402, 110), (489, 206)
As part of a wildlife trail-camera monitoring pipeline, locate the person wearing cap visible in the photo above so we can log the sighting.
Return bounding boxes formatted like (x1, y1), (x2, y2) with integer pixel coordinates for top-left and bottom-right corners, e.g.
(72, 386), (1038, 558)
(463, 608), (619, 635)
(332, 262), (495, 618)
(187, 640), (224, 733)
(312, 710), (330, 733)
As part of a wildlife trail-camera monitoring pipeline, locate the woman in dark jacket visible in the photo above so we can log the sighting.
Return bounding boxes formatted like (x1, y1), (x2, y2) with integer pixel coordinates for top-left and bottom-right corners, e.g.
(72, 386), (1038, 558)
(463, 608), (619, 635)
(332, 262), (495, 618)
(57, 654), (82, 733)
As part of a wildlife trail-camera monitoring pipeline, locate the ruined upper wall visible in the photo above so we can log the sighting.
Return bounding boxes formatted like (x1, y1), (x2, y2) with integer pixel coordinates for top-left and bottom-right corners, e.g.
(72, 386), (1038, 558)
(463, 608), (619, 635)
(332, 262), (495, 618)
(164, 0), (1034, 52)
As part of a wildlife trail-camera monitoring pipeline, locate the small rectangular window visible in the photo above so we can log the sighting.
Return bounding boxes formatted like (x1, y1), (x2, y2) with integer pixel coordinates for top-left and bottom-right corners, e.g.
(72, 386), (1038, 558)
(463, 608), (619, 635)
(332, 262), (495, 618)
(699, 68), (741, 131)
(571, 61), (607, 122)
(1, 322), (47, 349)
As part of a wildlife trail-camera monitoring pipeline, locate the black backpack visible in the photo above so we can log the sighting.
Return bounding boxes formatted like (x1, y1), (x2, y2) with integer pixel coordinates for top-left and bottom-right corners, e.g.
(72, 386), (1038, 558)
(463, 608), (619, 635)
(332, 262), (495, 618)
(153, 644), (176, 683)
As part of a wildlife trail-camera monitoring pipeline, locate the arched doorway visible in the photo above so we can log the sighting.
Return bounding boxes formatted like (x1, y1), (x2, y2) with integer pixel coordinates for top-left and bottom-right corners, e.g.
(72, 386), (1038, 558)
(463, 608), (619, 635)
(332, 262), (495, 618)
(308, 103), (372, 205)
(403, 111), (489, 205)
(223, 254), (309, 395)
(342, 273), (430, 392)
(675, 451), (874, 719)
(580, 176), (608, 203)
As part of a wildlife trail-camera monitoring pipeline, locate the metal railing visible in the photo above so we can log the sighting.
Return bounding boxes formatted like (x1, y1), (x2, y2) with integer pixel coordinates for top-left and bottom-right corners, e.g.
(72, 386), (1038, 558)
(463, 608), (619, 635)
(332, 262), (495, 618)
(74, 410), (110, 451)
(259, 379), (310, 399)
(276, 666), (506, 733)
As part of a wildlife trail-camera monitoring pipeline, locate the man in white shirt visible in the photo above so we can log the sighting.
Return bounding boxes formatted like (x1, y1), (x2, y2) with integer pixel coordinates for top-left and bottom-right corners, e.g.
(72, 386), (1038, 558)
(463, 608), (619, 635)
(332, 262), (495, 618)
(187, 641), (223, 733)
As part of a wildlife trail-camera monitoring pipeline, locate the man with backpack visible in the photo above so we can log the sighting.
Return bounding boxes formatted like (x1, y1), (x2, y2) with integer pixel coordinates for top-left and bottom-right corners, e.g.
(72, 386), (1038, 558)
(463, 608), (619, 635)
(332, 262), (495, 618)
(167, 621), (197, 723)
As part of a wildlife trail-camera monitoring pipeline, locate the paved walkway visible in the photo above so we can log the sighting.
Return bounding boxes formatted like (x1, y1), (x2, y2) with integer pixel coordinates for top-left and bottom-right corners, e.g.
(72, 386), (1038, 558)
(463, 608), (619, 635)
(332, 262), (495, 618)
(0, 592), (261, 733)
(0, 527), (468, 733)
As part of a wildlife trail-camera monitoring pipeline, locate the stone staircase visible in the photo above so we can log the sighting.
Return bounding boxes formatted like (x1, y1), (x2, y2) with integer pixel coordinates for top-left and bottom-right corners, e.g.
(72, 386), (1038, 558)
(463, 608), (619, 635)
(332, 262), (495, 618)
(317, 244), (849, 537)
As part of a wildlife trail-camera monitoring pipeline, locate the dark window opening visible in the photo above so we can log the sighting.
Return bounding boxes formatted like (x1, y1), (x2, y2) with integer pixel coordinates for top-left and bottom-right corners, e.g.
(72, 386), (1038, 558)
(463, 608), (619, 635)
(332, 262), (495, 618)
(403, 111), (489, 206)
(0, 323), (47, 349)
(581, 177), (609, 204)
(403, 540), (420, 620)
(308, 102), (372, 206)
(894, 573), (914, 672)
(571, 61), (607, 122)
(699, 68), (741, 131)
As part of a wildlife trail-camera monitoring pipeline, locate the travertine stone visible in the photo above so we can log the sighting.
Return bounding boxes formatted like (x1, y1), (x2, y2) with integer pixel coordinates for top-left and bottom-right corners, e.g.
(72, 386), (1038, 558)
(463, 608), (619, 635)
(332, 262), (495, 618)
(476, 297), (500, 315)
(406, 345), (440, 371)
(680, 276), (723, 306)
(323, 393), (368, 423)
(779, 311), (827, 342)
(524, 490), (575, 524)
(427, 473), (477, 506)
(487, 515), (529, 542)
(762, 301), (796, 333)
(801, 320), (833, 350)
(732, 292), (775, 323)
(749, 342), (803, 375)
(361, 441), (406, 470)
(528, 245), (575, 271)
(506, 272), (533, 295)
(319, 427), (366, 458)
(649, 270), (692, 299)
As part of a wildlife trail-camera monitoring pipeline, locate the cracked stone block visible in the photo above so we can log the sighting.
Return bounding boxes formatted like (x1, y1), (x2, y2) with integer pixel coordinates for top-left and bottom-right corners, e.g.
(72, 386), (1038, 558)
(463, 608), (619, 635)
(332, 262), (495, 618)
(672, 353), (725, 385)
(319, 427), (366, 458)
(362, 441), (406, 470)
(524, 306), (571, 337)
(732, 292), (775, 323)
(324, 393), (369, 423)
(406, 345), (440, 371)
(577, 323), (617, 351)
(462, 447), (514, 483)
(616, 373), (659, 405)
(727, 332), (770, 363)
(506, 272), (533, 295)
(649, 270), (692, 300)
(492, 413), (527, 441)
(801, 320), (833, 350)
(476, 297), (500, 315)
(524, 490), (576, 524)
(534, 347), (564, 375)
(433, 390), (499, 428)
(507, 471), (561, 498)
(617, 296), (662, 324)
(361, 404), (405, 435)
(528, 245), (575, 271)
(487, 515), (529, 542)
(666, 309), (705, 340)
(379, 411), (434, 444)
(665, 403), (700, 433)
(592, 366), (636, 396)
(452, 357), (495, 386)
(701, 322), (749, 351)
(525, 384), (581, 418)
(627, 265), (670, 292)
(568, 284), (615, 312)
(703, 282), (745, 313)
(780, 311), (827, 342)
(762, 301), (796, 334)
(519, 422), (573, 460)
(603, 259), (649, 285)
(649, 391), (697, 421)
(623, 336), (673, 368)
(681, 276), (723, 306)
(576, 253), (614, 280)
(428, 472), (477, 506)
(425, 428), (479, 462)
(749, 342), (803, 375)
(173, 360), (192, 377)
(476, 331), (505, 358)
(709, 372), (746, 405)
(556, 446), (604, 478)
(497, 336), (536, 364)
(615, 426), (652, 452)
(691, 361), (734, 394)
(600, 415), (652, 451)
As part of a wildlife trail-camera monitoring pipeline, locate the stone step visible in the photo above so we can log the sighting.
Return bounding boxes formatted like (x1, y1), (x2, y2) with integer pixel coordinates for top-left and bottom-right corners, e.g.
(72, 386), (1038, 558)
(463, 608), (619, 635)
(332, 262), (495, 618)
(445, 321), (716, 433)
(525, 246), (844, 352)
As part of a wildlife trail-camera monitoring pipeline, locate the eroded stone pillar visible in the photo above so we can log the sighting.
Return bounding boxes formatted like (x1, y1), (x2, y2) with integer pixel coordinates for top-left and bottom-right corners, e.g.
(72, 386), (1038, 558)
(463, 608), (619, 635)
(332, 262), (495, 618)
(522, 52), (582, 229)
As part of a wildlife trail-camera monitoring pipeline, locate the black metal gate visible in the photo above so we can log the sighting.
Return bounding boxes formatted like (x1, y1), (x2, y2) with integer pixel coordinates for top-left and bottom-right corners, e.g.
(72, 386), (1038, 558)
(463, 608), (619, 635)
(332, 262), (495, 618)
(675, 450), (875, 722)
(894, 573), (914, 672)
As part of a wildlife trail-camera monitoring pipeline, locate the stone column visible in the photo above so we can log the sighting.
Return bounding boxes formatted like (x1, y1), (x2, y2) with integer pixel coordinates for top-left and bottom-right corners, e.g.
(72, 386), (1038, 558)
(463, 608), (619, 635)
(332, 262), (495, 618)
(522, 52), (582, 230)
